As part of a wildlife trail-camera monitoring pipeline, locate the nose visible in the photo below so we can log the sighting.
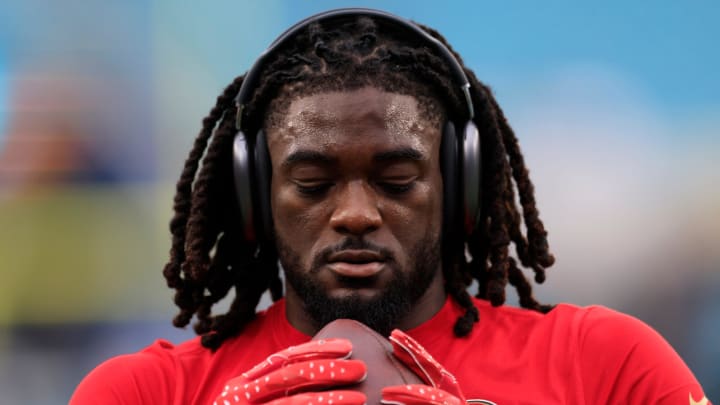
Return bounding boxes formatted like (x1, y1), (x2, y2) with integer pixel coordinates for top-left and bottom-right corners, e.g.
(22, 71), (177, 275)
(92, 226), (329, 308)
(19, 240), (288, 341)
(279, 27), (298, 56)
(329, 181), (382, 236)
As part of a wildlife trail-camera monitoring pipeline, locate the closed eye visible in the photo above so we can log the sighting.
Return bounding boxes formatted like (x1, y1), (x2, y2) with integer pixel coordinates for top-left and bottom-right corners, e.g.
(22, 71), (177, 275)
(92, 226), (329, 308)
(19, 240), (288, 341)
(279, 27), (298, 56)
(294, 181), (333, 197)
(377, 178), (416, 195)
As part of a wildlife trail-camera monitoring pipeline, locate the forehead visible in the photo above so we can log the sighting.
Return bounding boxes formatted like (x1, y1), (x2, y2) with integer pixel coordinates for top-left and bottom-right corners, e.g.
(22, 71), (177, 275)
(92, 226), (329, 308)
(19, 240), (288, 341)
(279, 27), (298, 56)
(265, 87), (442, 158)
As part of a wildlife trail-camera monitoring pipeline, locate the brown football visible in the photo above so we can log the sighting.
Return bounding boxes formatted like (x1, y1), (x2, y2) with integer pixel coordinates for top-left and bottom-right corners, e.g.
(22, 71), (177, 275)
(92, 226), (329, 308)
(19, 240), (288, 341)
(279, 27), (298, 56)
(312, 319), (424, 404)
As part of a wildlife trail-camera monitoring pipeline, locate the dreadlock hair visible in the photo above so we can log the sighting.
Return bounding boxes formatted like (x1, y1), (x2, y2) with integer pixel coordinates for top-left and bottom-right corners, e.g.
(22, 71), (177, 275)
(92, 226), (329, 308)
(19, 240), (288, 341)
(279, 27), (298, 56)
(163, 15), (555, 350)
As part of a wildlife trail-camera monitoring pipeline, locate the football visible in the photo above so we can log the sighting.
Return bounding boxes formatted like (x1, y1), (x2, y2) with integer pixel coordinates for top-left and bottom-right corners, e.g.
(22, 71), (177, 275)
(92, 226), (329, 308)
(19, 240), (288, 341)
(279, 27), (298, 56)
(312, 319), (424, 404)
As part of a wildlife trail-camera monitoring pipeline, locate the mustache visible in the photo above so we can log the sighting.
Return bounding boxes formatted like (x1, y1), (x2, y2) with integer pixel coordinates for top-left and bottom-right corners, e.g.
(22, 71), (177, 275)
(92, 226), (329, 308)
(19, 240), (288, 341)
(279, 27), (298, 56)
(311, 238), (395, 271)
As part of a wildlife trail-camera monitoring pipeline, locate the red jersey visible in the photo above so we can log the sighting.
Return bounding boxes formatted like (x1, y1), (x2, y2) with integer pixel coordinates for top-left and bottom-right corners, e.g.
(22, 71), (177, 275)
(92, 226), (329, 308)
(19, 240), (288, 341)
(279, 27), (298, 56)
(70, 297), (710, 404)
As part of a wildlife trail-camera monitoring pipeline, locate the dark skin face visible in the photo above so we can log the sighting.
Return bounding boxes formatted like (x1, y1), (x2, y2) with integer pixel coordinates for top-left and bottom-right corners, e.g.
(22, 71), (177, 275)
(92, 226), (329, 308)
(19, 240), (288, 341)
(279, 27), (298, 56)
(267, 86), (446, 335)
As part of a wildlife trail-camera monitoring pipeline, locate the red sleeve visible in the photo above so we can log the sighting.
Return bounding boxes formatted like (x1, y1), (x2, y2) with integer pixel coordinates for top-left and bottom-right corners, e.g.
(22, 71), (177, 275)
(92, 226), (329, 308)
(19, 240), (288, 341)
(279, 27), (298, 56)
(70, 339), (178, 405)
(575, 306), (711, 405)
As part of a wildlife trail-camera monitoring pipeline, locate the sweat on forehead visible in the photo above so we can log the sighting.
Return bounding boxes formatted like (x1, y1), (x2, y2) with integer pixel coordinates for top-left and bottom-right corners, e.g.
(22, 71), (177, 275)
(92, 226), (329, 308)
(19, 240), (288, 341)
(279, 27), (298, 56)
(266, 87), (441, 158)
(263, 82), (446, 134)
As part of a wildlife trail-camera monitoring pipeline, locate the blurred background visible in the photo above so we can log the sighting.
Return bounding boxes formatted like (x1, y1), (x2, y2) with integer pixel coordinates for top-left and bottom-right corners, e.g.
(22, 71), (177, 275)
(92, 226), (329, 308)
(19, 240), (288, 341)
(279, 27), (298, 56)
(0, 0), (718, 403)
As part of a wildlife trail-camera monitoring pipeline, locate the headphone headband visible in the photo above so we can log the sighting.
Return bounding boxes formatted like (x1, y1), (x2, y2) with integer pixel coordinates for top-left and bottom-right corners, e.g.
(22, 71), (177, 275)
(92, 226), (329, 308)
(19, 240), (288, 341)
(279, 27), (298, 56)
(232, 8), (482, 246)
(234, 8), (474, 131)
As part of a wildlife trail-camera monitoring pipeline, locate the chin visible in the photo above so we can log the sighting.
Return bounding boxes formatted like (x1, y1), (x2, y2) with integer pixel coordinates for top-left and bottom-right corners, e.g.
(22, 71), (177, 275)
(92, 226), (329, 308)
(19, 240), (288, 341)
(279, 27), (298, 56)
(327, 287), (383, 302)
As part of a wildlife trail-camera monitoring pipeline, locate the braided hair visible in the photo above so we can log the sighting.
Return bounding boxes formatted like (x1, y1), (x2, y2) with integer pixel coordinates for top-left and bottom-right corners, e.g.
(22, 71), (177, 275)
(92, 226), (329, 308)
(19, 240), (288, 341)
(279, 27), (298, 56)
(163, 15), (555, 350)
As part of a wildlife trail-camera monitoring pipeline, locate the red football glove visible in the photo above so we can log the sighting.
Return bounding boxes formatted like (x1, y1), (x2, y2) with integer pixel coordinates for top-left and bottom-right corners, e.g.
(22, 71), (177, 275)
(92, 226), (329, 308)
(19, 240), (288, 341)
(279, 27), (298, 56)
(213, 338), (367, 405)
(382, 329), (465, 405)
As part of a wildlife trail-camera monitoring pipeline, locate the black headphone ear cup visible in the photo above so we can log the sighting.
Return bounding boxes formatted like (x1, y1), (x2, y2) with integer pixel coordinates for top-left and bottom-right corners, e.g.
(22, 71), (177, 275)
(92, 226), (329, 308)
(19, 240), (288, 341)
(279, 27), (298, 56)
(232, 130), (257, 243)
(232, 8), (478, 251)
(462, 120), (481, 235)
(440, 121), (460, 245)
(254, 130), (274, 243)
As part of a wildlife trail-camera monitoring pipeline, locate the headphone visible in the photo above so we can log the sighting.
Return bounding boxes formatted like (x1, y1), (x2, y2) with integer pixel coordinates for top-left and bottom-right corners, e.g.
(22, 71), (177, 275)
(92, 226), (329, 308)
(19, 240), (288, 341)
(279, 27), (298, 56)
(232, 8), (482, 250)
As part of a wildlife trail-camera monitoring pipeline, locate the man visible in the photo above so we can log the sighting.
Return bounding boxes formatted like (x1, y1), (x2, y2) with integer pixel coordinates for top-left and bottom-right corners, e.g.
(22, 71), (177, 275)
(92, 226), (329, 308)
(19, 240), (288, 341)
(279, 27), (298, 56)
(71, 8), (710, 404)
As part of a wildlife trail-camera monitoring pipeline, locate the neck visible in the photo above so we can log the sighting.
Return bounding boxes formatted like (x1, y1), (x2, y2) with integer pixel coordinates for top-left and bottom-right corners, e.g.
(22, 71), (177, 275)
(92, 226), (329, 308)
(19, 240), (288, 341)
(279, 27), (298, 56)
(391, 269), (447, 331)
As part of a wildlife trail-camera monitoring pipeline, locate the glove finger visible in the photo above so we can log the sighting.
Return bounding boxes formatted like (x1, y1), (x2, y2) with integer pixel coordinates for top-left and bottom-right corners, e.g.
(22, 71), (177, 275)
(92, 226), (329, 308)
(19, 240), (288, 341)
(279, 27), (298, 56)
(381, 385), (463, 405)
(223, 359), (367, 404)
(389, 330), (462, 398)
(265, 390), (367, 405)
(389, 330), (442, 386)
(243, 338), (353, 380)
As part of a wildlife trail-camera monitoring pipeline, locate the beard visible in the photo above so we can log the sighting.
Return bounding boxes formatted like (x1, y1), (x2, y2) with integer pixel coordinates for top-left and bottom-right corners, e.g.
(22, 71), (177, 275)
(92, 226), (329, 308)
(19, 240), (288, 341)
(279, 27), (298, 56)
(277, 234), (442, 336)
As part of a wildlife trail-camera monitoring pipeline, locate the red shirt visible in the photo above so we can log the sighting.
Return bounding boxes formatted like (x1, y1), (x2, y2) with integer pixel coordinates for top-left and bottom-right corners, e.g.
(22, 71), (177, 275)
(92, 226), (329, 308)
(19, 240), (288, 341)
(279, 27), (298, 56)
(71, 297), (710, 404)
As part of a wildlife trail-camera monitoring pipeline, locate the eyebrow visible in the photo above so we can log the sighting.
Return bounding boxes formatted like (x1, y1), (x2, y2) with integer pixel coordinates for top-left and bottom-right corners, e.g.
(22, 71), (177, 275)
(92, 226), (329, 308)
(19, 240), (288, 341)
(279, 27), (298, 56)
(373, 147), (425, 162)
(282, 150), (336, 170)
(281, 147), (425, 170)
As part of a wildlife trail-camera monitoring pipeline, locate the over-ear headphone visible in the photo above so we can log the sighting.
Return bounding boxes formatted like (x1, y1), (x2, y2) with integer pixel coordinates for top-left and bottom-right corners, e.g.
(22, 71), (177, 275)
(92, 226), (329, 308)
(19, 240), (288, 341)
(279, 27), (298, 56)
(232, 8), (481, 250)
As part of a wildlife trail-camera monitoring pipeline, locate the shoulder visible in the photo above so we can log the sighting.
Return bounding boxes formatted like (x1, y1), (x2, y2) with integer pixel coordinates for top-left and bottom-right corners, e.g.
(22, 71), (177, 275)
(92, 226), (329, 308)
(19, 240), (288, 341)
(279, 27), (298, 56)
(562, 303), (688, 371)
(70, 338), (199, 404)
(473, 298), (672, 350)
(553, 303), (708, 403)
(71, 300), (304, 404)
(478, 299), (697, 378)
(469, 297), (583, 338)
(457, 300), (709, 403)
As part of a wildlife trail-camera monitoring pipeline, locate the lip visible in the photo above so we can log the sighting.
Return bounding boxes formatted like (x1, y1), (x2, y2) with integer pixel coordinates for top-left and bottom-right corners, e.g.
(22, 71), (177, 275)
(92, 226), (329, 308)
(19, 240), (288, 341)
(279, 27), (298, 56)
(327, 249), (385, 264)
(327, 261), (385, 278)
(326, 250), (386, 278)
